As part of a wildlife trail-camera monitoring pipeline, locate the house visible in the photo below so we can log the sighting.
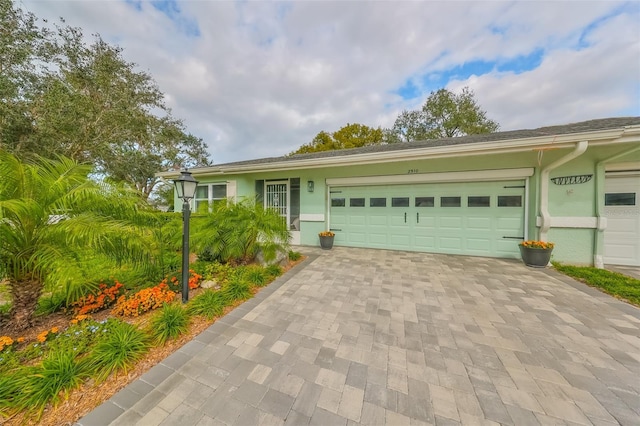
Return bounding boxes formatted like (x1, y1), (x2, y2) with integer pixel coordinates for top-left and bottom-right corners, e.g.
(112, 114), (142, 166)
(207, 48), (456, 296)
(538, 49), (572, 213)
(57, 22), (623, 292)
(159, 117), (640, 267)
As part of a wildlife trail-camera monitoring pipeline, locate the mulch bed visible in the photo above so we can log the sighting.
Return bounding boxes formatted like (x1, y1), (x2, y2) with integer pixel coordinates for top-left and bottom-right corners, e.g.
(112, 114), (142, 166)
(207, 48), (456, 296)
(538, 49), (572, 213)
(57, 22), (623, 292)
(2, 257), (304, 426)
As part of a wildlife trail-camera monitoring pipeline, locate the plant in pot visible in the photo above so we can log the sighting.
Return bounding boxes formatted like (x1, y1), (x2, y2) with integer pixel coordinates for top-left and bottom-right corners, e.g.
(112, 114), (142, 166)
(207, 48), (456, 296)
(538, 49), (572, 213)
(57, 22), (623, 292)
(519, 240), (554, 267)
(318, 231), (335, 250)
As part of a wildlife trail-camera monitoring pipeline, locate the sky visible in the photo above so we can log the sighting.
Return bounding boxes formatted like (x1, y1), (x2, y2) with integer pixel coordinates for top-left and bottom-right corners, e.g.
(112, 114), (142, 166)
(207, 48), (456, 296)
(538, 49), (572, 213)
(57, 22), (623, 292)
(19, 0), (640, 165)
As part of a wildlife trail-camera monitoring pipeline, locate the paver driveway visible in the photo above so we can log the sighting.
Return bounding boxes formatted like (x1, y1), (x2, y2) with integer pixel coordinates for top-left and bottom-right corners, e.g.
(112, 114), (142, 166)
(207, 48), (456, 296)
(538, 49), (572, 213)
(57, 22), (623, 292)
(79, 247), (640, 425)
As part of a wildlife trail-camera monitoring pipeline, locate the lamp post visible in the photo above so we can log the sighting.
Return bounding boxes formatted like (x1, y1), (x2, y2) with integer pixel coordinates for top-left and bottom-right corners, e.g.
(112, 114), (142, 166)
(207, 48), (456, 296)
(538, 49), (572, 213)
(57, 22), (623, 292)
(173, 169), (198, 303)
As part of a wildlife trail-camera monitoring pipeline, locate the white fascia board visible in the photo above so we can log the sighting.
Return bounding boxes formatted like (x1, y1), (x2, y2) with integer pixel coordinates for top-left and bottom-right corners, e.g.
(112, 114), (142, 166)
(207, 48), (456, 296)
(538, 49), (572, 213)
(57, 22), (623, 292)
(326, 167), (534, 186)
(156, 127), (635, 178)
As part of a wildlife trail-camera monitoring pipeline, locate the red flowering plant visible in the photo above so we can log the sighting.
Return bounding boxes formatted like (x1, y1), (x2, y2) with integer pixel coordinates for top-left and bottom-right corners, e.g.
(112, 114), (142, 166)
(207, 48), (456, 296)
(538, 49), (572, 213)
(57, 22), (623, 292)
(519, 240), (555, 250)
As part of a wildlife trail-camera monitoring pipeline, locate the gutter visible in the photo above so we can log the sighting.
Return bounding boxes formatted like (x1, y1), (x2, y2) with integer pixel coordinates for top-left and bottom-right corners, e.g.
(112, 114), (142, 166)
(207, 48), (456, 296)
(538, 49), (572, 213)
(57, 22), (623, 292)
(539, 141), (589, 241)
(593, 145), (640, 268)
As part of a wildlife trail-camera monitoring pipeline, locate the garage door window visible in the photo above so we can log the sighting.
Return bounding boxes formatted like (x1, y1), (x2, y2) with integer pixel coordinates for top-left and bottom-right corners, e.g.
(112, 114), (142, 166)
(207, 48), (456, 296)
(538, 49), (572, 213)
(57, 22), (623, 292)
(441, 196), (461, 207)
(350, 198), (365, 207)
(498, 195), (522, 207)
(605, 193), (636, 206)
(370, 198), (386, 207)
(468, 196), (490, 207)
(415, 197), (434, 207)
(331, 198), (346, 207)
(392, 197), (410, 207)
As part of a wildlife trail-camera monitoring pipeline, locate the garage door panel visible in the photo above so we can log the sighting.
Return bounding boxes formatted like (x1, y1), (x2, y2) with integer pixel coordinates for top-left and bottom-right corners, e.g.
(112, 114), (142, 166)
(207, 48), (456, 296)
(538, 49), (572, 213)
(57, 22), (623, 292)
(466, 238), (491, 251)
(440, 217), (463, 228)
(369, 215), (387, 226)
(414, 236), (435, 249)
(467, 217), (492, 231)
(330, 180), (525, 258)
(439, 237), (462, 250)
(497, 217), (522, 231)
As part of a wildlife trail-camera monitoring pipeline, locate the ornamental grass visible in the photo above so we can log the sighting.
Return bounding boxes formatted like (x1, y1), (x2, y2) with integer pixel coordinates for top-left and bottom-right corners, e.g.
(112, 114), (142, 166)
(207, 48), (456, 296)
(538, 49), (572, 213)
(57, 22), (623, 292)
(148, 304), (191, 345)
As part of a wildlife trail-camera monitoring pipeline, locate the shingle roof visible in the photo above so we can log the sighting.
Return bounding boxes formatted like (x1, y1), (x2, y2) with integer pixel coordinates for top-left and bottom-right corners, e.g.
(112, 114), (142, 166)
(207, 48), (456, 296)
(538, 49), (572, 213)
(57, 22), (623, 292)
(209, 116), (640, 169)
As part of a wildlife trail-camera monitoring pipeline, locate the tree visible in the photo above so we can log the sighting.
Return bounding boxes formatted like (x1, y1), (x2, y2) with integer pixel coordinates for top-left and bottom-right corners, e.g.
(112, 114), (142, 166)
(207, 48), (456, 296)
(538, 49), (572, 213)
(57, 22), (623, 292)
(0, 151), (155, 330)
(291, 123), (384, 154)
(390, 87), (499, 142)
(0, 0), (211, 199)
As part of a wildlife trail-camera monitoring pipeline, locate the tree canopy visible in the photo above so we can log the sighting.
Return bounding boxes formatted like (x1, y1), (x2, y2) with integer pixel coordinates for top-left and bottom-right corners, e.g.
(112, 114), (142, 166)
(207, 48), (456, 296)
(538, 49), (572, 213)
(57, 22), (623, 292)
(291, 123), (385, 154)
(390, 87), (500, 143)
(0, 0), (211, 199)
(290, 87), (499, 154)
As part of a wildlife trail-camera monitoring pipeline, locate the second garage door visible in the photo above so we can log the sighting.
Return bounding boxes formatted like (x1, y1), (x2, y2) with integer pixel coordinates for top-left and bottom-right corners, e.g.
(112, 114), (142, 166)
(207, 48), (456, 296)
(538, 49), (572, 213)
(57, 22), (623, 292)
(329, 180), (525, 258)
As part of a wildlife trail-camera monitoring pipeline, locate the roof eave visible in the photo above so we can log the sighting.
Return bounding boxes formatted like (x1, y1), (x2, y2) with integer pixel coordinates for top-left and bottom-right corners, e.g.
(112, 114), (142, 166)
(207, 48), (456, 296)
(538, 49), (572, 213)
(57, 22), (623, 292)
(156, 125), (640, 179)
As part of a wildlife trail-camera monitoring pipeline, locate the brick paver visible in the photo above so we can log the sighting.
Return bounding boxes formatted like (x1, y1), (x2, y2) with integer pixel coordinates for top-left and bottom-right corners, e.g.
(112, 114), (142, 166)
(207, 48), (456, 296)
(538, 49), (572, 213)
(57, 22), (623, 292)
(78, 248), (640, 425)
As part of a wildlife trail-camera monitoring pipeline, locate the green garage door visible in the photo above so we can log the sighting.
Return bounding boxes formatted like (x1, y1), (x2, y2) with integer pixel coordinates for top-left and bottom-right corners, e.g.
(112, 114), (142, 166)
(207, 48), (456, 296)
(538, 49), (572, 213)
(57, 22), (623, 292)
(329, 180), (525, 258)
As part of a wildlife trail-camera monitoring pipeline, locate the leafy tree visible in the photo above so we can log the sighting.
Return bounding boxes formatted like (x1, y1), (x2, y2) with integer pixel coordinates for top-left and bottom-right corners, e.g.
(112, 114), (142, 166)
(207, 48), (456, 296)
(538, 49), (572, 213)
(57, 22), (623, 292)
(0, 0), (51, 150)
(0, 151), (156, 330)
(390, 87), (499, 142)
(291, 123), (385, 154)
(0, 0), (211, 199)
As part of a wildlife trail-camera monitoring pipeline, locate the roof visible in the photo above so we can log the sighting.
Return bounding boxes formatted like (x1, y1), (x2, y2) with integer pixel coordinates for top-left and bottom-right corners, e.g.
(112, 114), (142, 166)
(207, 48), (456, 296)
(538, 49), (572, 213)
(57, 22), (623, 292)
(157, 117), (640, 177)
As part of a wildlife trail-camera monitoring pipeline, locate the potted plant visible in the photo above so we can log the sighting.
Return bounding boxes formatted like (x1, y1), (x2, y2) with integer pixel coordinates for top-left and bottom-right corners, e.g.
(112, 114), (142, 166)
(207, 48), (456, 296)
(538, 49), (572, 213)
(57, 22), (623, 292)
(519, 240), (554, 267)
(318, 231), (335, 250)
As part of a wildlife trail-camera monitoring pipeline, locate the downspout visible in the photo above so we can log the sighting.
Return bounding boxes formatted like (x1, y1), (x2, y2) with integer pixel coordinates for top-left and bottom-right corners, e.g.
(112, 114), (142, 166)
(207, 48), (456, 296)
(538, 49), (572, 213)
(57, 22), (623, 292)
(539, 141), (589, 241)
(593, 145), (640, 268)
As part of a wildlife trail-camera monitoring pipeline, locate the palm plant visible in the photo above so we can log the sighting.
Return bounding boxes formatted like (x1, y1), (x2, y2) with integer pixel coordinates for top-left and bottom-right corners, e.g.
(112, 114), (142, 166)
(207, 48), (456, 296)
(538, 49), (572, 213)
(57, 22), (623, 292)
(191, 198), (290, 264)
(0, 151), (156, 330)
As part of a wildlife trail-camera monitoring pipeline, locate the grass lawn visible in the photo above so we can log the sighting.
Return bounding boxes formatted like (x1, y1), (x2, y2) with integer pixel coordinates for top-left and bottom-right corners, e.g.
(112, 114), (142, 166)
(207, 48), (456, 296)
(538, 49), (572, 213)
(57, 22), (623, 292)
(553, 263), (640, 306)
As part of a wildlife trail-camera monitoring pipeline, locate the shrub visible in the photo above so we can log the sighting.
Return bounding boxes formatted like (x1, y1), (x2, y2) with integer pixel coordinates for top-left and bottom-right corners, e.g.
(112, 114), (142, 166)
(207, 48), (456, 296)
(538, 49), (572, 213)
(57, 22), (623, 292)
(223, 276), (253, 301)
(265, 264), (282, 278)
(70, 281), (124, 315)
(288, 250), (301, 261)
(15, 350), (86, 418)
(83, 319), (149, 382)
(244, 265), (268, 287)
(188, 290), (228, 319)
(148, 304), (190, 345)
(191, 198), (290, 264)
(111, 283), (176, 317)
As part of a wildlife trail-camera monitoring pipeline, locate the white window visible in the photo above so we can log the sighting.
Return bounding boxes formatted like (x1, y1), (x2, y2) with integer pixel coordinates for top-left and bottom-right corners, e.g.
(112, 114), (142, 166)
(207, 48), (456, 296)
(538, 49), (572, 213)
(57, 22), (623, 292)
(194, 183), (227, 212)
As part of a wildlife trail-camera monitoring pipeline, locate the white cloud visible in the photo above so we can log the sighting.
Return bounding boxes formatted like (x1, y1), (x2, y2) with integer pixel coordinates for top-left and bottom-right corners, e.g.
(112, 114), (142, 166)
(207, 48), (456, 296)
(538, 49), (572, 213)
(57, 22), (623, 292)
(21, 0), (640, 163)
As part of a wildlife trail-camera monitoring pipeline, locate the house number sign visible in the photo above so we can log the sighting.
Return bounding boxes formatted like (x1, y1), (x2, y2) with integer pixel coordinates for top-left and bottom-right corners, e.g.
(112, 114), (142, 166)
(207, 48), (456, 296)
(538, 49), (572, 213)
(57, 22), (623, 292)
(551, 174), (593, 185)
(407, 169), (419, 174)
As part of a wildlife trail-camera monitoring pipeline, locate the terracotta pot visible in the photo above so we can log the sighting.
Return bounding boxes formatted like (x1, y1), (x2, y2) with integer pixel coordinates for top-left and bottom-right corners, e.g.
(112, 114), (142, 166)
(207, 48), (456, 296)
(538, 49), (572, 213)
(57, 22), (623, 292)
(519, 245), (553, 267)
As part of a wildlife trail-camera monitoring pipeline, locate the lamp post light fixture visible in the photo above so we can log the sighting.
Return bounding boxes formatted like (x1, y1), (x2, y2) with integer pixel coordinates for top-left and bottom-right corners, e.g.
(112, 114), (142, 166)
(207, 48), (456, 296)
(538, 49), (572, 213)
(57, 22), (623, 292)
(173, 169), (199, 303)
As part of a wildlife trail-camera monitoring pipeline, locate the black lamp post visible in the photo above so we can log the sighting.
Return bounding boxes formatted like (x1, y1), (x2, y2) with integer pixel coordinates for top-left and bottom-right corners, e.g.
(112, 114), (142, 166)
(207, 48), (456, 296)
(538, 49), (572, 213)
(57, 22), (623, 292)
(173, 169), (198, 303)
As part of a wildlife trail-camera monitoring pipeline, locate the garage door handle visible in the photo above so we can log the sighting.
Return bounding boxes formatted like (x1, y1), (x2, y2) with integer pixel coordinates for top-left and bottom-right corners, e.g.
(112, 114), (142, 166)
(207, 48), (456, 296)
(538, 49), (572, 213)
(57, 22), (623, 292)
(417, 212), (419, 223)
(404, 212), (407, 223)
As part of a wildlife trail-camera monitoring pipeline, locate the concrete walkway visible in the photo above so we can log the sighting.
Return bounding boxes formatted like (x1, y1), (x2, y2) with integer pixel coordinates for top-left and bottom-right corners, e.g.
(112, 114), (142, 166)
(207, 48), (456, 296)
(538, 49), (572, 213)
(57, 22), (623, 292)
(78, 247), (640, 425)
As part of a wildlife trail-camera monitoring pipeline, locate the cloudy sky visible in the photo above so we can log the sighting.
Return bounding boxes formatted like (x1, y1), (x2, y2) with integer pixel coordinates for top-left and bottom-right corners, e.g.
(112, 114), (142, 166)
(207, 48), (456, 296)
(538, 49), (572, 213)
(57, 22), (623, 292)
(20, 0), (640, 164)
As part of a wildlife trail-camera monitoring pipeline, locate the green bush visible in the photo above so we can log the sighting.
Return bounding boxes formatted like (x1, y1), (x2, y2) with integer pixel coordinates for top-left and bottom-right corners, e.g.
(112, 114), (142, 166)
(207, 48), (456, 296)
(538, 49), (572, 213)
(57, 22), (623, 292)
(244, 265), (268, 287)
(83, 319), (149, 382)
(265, 264), (282, 278)
(188, 290), (228, 319)
(148, 304), (191, 345)
(15, 350), (86, 418)
(223, 276), (253, 301)
(191, 198), (290, 264)
(288, 250), (301, 261)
